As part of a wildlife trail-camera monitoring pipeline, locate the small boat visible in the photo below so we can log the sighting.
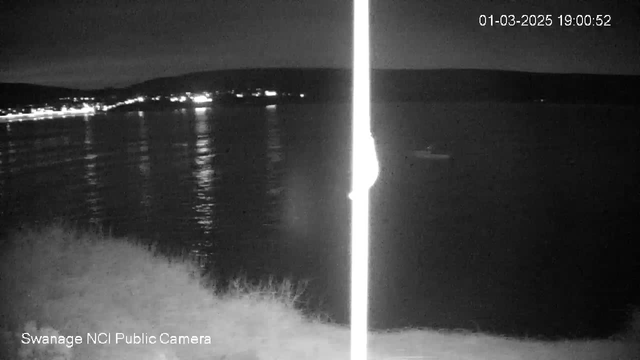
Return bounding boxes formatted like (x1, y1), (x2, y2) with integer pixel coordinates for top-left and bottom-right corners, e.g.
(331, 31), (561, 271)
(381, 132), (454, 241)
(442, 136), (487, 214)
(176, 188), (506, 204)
(411, 143), (452, 160)
(412, 150), (452, 160)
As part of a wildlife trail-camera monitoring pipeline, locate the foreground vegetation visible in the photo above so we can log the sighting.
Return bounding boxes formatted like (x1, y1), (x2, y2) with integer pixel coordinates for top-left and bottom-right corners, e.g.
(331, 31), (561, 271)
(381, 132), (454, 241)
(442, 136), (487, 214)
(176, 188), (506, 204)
(0, 224), (637, 360)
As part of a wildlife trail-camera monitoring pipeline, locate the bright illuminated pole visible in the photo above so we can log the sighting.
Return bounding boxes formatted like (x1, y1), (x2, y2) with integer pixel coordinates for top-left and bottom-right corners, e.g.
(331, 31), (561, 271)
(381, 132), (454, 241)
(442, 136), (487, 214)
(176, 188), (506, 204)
(351, 0), (377, 359)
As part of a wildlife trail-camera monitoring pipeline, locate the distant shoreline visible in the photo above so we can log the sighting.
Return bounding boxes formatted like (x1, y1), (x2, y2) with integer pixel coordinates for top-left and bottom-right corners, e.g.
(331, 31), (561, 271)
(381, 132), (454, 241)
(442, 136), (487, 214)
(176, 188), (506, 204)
(104, 97), (315, 113)
(3, 98), (639, 124)
(3, 68), (640, 108)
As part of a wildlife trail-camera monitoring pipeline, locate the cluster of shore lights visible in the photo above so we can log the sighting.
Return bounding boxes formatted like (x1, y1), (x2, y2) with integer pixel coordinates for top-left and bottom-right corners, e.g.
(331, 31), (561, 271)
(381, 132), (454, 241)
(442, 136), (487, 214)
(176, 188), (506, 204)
(0, 104), (96, 121)
(59, 96), (95, 101)
(101, 96), (148, 111)
(169, 93), (213, 103)
(235, 91), (304, 98)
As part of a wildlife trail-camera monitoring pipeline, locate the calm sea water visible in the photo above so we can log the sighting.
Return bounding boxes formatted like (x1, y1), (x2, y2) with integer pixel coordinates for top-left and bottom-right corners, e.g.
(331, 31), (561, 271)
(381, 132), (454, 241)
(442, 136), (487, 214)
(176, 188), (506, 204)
(1, 102), (639, 338)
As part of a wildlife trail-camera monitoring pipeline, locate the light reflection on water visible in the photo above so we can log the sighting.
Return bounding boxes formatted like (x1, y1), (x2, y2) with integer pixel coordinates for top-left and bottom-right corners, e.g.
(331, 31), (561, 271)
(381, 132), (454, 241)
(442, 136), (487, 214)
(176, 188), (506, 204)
(192, 107), (216, 237)
(83, 117), (100, 225)
(264, 105), (285, 228)
(0, 124), (7, 200)
(7, 124), (16, 170)
(138, 113), (151, 211)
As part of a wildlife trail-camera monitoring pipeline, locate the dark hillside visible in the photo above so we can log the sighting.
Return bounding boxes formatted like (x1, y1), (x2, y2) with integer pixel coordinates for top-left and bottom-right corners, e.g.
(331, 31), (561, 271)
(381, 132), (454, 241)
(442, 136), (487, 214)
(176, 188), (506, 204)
(2, 69), (639, 106)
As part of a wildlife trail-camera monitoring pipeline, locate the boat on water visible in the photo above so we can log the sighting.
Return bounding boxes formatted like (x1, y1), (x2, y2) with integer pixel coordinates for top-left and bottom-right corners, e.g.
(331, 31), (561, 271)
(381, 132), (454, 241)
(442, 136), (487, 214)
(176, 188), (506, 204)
(411, 143), (452, 160)
(377, 141), (454, 184)
(412, 150), (452, 160)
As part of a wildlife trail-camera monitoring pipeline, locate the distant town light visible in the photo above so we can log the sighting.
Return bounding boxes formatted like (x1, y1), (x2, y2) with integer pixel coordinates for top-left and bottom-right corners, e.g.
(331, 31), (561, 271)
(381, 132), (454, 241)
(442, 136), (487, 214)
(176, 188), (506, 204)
(192, 95), (212, 103)
(0, 102), (95, 120)
(300, 93), (305, 98)
(265, 90), (277, 97)
(236, 94), (244, 98)
(137, 96), (145, 102)
(179, 96), (187, 102)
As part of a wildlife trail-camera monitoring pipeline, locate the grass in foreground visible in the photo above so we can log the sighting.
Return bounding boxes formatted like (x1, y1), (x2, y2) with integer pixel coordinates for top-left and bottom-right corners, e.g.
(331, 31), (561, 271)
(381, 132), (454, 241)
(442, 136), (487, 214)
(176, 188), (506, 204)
(0, 224), (637, 360)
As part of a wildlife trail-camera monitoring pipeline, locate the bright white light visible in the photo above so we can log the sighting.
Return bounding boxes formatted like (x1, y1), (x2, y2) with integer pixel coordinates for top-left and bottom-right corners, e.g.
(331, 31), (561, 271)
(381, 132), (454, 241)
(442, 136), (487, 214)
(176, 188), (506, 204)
(351, 0), (376, 360)
(179, 96), (187, 102)
(300, 93), (305, 98)
(265, 104), (276, 110)
(265, 90), (277, 97)
(170, 97), (179, 102)
(193, 95), (212, 103)
(0, 103), (95, 120)
(137, 96), (145, 102)
(236, 94), (244, 98)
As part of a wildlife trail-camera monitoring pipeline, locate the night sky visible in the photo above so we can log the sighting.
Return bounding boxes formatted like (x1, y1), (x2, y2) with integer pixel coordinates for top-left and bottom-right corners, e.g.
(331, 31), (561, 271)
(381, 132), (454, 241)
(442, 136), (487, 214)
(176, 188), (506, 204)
(1, 0), (639, 89)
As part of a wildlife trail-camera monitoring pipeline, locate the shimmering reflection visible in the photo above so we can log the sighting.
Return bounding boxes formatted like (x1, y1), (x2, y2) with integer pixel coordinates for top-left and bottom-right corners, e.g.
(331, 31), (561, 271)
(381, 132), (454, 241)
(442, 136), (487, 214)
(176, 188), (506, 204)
(138, 114), (151, 211)
(83, 118), (101, 224)
(264, 106), (285, 228)
(192, 107), (216, 236)
(0, 124), (8, 191)
(7, 124), (17, 172)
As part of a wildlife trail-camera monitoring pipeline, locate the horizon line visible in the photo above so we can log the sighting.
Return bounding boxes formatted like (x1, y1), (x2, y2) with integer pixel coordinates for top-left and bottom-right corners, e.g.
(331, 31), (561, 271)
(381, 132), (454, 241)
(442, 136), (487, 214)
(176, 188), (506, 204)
(2, 67), (640, 91)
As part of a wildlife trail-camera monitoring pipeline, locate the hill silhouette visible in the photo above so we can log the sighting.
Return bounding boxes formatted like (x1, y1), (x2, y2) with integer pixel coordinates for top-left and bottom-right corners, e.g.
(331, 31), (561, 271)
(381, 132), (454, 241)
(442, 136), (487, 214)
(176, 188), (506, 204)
(2, 68), (639, 106)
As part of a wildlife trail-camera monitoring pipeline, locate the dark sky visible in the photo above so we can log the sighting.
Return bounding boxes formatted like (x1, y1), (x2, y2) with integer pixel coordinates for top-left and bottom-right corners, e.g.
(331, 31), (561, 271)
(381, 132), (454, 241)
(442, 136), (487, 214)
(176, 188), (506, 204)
(1, 0), (639, 89)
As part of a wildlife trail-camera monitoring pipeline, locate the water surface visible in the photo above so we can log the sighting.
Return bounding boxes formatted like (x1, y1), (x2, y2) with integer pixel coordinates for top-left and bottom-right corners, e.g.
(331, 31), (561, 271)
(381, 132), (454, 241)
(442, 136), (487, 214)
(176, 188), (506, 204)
(1, 102), (638, 338)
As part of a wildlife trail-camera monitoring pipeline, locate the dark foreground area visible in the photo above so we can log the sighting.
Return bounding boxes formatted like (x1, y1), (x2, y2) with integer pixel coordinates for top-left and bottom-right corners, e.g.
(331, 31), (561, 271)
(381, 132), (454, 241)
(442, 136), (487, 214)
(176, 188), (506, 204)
(0, 225), (638, 360)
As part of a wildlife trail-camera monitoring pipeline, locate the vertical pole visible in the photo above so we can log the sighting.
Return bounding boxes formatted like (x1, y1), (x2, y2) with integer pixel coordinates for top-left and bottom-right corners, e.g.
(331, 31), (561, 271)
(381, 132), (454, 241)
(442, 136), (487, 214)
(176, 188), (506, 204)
(352, 0), (373, 359)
